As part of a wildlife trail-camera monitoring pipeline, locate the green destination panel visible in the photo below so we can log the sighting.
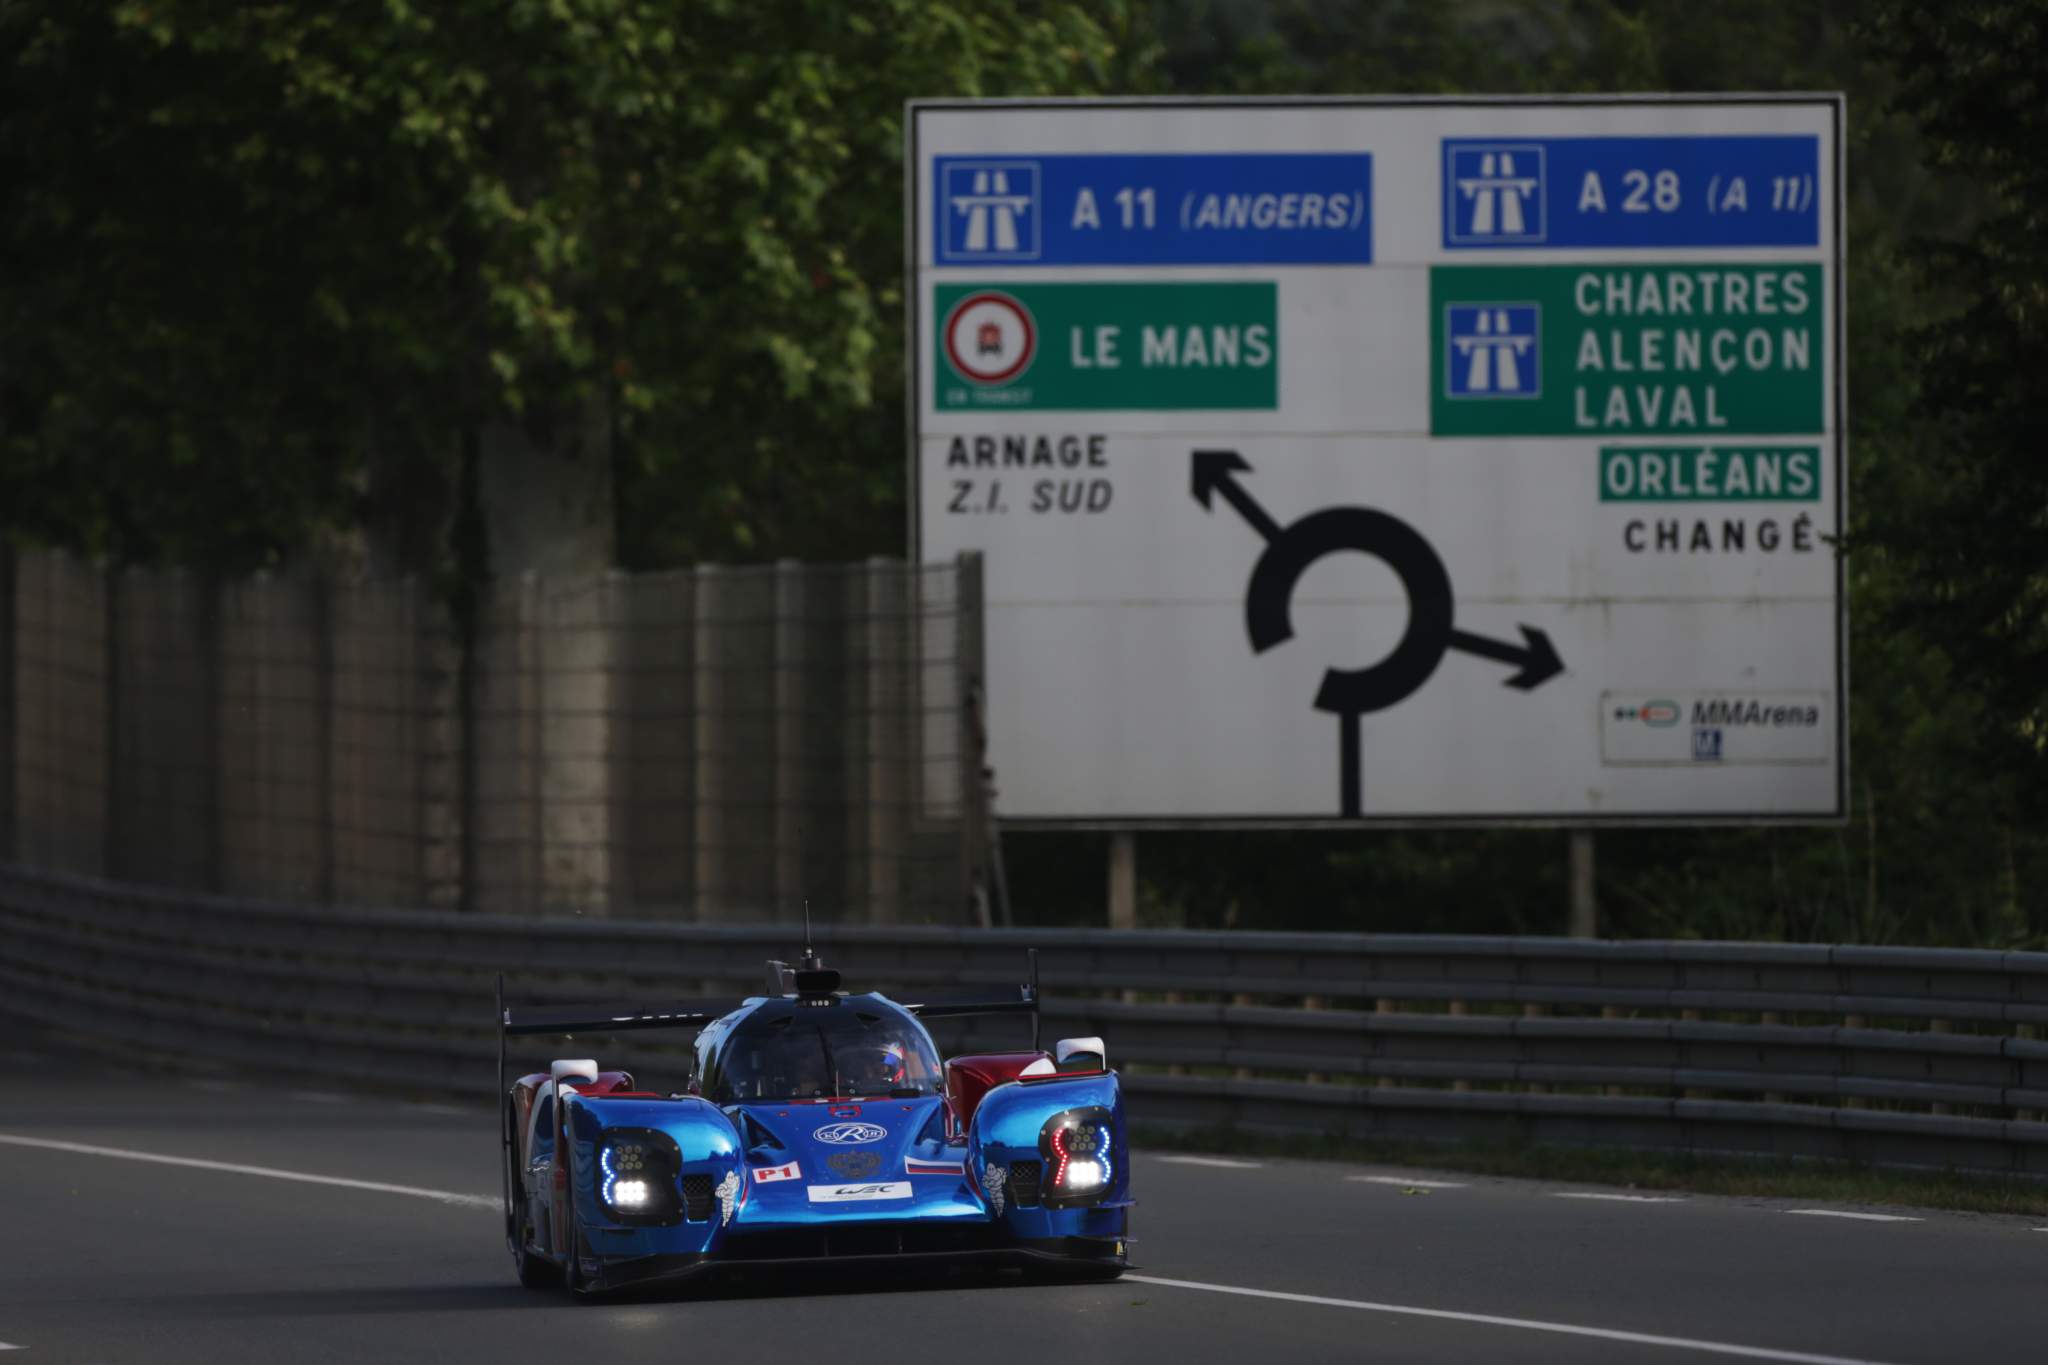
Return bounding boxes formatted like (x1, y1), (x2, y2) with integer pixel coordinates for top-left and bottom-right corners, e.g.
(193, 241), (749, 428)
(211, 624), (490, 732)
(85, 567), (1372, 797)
(1431, 264), (1824, 437)
(1600, 445), (1823, 501)
(935, 281), (1277, 411)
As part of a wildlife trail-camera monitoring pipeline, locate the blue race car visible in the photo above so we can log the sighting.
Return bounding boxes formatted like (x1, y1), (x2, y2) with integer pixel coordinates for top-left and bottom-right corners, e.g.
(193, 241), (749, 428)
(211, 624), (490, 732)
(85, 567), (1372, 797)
(497, 947), (1129, 1295)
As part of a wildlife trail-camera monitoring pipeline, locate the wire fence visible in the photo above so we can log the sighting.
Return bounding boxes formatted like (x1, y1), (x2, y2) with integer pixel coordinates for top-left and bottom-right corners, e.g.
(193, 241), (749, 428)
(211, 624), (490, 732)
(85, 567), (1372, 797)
(0, 548), (990, 922)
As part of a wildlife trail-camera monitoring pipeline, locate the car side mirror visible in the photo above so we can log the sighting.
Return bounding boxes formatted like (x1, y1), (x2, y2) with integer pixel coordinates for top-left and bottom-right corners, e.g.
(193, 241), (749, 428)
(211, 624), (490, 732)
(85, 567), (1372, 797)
(1054, 1037), (1106, 1073)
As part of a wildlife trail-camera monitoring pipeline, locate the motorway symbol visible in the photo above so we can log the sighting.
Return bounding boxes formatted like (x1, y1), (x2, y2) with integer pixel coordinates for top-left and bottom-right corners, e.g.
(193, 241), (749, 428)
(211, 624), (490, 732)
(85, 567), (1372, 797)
(940, 161), (1041, 261)
(1445, 144), (1546, 243)
(1191, 449), (1564, 817)
(1445, 304), (1540, 398)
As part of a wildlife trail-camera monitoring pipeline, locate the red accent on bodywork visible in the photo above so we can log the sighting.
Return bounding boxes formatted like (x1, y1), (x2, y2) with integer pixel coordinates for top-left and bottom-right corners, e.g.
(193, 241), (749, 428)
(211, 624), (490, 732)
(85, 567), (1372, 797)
(559, 1071), (636, 1095)
(511, 1075), (545, 1152)
(944, 1052), (1053, 1136)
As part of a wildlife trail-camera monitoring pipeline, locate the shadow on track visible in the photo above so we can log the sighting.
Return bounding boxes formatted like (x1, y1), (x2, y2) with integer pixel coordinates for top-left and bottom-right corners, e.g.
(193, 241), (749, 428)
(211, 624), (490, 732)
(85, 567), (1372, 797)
(120, 1283), (552, 1318)
(582, 1259), (1124, 1308)
(129, 1264), (1117, 1320)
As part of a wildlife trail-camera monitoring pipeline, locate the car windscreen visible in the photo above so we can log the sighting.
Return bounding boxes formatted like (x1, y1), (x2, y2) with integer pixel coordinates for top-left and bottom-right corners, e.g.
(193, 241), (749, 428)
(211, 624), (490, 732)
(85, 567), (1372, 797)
(712, 1006), (942, 1103)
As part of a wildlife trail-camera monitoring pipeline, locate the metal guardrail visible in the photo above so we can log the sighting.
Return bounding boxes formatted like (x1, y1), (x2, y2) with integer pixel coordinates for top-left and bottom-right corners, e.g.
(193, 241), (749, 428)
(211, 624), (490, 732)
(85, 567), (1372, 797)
(5, 862), (2048, 1176)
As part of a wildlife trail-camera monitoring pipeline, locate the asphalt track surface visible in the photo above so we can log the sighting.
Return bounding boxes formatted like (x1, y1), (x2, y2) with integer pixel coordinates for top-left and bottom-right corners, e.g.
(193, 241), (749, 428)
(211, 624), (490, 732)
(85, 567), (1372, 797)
(3, 1032), (2045, 1364)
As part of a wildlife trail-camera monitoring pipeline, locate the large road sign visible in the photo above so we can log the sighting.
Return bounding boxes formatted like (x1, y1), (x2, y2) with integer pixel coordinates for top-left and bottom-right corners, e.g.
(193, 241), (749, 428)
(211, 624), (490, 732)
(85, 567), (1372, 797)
(909, 97), (1845, 825)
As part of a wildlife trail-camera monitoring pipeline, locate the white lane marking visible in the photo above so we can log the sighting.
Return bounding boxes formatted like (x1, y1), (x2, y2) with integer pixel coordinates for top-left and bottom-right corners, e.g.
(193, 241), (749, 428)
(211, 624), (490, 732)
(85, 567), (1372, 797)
(290, 1091), (346, 1105)
(0, 1134), (497, 1209)
(1784, 1210), (1922, 1224)
(1123, 1275), (1907, 1365)
(1157, 1155), (1263, 1169)
(0, 1342), (22, 1351)
(1349, 1175), (1468, 1189)
(0, 1133), (1918, 1365)
(1553, 1192), (1687, 1203)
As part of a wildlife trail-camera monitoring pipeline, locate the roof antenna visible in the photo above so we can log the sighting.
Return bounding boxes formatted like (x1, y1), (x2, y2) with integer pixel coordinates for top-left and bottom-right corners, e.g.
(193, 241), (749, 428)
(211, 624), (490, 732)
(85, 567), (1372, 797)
(800, 899), (821, 971)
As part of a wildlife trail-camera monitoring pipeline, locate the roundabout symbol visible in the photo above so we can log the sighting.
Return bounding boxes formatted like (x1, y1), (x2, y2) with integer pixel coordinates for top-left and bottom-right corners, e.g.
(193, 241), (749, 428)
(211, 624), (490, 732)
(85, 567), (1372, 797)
(1192, 449), (1565, 817)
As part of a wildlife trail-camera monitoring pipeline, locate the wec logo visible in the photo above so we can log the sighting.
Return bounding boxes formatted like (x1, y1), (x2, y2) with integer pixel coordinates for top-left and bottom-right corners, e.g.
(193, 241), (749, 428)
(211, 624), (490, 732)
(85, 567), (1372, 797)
(812, 1122), (888, 1145)
(806, 1180), (913, 1203)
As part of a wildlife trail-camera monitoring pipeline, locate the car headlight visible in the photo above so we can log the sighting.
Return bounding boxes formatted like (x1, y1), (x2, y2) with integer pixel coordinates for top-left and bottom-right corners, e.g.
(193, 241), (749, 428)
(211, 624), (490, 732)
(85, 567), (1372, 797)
(1039, 1107), (1116, 1207)
(598, 1130), (681, 1224)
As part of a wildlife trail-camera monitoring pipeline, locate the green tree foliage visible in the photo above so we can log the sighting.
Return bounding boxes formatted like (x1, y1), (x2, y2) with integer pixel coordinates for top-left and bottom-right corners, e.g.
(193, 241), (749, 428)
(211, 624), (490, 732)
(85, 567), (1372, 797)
(1855, 3), (2048, 819)
(4, 0), (2042, 944)
(0, 0), (1123, 573)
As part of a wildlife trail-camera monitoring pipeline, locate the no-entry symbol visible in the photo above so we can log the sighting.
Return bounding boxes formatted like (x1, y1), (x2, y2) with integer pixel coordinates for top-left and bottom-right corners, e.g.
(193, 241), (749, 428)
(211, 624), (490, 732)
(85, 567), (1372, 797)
(1191, 449), (1565, 816)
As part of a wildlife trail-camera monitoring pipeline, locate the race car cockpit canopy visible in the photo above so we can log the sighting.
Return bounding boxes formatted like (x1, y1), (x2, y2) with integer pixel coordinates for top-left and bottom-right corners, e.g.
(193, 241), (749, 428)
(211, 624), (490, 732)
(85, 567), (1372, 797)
(697, 996), (943, 1104)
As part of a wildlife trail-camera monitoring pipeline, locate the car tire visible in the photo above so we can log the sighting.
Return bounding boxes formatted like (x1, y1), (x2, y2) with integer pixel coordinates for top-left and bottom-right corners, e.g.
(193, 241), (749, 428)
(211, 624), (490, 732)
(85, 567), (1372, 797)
(505, 1122), (559, 1289)
(512, 1230), (559, 1289)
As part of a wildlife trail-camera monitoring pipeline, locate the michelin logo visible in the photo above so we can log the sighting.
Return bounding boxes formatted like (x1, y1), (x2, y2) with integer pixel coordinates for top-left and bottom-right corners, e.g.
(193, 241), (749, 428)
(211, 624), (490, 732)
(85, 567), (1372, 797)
(941, 161), (1041, 261)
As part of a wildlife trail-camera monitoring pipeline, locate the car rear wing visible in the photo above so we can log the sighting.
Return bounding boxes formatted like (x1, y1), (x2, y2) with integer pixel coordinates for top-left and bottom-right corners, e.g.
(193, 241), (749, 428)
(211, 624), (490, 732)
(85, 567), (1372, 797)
(495, 981), (733, 1142)
(900, 948), (1042, 1051)
(500, 999), (728, 1037)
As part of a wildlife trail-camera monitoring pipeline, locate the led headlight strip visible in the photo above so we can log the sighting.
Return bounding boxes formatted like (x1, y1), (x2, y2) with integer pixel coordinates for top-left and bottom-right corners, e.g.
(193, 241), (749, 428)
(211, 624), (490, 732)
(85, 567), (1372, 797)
(1038, 1106), (1116, 1207)
(596, 1129), (681, 1224)
(601, 1143), (652, 1209)
(1050, 1120), (1111, 1193)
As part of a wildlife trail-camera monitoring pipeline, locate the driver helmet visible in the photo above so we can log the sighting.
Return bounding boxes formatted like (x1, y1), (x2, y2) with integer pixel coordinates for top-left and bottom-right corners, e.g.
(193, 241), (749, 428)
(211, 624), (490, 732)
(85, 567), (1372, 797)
(847, 1040), (908, 1093)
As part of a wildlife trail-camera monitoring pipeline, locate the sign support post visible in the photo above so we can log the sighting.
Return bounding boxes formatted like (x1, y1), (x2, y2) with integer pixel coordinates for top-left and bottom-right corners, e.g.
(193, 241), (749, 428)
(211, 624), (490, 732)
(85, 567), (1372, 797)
(1108, 831), (1137, 930)
(1569, 829), (1597, 938)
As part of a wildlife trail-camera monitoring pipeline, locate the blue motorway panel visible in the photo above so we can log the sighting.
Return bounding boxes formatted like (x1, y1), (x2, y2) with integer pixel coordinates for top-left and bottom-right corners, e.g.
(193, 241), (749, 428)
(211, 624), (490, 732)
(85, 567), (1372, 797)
(1441, 135), (1820, 250)
(931, 153), (1372, 266)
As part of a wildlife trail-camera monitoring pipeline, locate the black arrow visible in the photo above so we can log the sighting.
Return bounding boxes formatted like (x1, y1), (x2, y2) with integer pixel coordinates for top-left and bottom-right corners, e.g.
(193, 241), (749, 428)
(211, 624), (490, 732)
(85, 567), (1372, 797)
(1191, 449), (1281, 543)
(1446, 626), (1565, 690)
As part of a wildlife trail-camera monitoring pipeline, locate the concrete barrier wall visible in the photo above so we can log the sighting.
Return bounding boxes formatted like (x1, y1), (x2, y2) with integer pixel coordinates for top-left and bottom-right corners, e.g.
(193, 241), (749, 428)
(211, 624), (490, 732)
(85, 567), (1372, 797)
(0, 548), (987, 922)
(11, 552), (108, 877)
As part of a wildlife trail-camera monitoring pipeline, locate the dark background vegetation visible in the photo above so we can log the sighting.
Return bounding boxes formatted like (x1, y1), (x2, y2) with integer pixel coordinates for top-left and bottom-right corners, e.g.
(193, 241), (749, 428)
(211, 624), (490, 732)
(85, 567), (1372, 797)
(3, 1), (2042, 943)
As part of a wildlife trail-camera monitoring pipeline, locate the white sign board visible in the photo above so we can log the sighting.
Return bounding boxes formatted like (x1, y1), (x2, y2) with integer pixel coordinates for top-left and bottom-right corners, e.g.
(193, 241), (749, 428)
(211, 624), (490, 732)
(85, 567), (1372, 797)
(910, 97), (1844, 825)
